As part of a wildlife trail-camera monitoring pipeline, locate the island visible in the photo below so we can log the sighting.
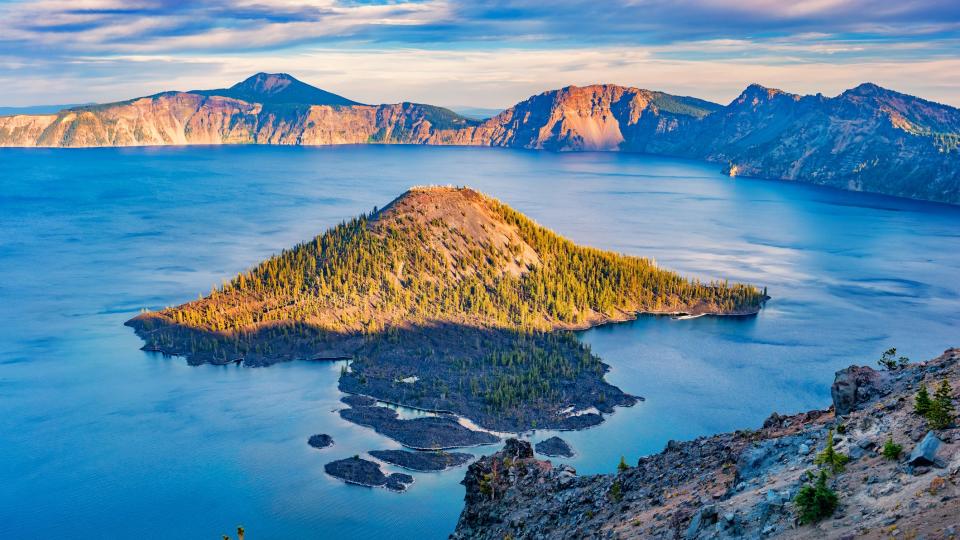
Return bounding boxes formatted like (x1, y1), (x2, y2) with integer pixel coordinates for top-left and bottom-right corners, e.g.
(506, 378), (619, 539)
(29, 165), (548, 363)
(534, 436), (574, 458)
(368, 449), (474, 472)
(307, 434), (333, 449)
(126, 186), (766, 436)
(324, 456), (414, 492)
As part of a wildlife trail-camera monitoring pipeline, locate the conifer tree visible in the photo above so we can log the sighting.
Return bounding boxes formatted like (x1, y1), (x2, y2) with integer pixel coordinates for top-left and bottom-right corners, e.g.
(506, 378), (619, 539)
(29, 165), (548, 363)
(814, 429), (848, 475)
(914, 383), (932, 416)
(927, 379), (955, 430)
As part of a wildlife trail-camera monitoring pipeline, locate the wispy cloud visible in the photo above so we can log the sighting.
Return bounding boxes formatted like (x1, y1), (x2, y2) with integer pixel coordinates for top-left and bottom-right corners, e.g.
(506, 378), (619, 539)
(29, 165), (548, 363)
(0, 0), (958, 106)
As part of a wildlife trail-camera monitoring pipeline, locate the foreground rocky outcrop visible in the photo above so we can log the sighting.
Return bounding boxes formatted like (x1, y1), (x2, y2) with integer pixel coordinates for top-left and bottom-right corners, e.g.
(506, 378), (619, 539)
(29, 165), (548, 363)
(3, 73), (958, 204)
(452, 348), (960, 539)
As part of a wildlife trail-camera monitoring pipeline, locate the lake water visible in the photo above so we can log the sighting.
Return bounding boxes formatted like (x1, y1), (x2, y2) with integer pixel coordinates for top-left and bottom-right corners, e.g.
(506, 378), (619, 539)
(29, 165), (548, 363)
(2, 145), (958, 539)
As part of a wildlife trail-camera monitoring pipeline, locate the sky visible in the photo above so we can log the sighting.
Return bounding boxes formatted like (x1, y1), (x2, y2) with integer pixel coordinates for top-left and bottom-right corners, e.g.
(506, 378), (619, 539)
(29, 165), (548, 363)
(1, 0), (959, 108)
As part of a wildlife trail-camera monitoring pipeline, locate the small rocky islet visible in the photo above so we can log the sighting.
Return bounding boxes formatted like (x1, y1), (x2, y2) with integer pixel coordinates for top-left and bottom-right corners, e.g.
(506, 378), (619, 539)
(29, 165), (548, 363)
(369, 449), (474, 472)
(534, 436), (574, 458)
(324, 456), (414, 492)
(307, 433), (333, 449)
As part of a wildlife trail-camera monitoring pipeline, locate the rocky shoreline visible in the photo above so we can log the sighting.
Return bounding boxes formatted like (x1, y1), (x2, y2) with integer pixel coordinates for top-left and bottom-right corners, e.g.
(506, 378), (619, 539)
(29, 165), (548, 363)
(452, 348), (960, 539)
(337, 396), (499, 450)
(369, 449), (474, 472)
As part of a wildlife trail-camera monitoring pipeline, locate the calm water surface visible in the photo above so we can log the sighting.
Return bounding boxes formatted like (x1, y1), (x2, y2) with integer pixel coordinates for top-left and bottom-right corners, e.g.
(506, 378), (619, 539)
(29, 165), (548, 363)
(2, 145), (958, 539)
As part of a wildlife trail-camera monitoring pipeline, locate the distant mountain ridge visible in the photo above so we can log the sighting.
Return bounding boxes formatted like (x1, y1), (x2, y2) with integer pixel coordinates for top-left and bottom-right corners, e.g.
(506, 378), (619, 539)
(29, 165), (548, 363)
(1, 73), (958, 204)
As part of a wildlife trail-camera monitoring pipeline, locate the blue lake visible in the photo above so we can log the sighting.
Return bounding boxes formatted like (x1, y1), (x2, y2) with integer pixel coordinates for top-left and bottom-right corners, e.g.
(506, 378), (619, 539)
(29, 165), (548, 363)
(1, 145), (958, 539)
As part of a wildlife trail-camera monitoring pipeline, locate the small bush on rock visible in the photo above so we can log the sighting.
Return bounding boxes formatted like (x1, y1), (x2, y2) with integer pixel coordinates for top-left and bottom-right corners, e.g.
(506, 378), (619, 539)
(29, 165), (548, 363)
(795, 471), (838, 524)
(609, 479), (623, 502)
(877, 347), (909, 370)
(882, 437), (902, 460)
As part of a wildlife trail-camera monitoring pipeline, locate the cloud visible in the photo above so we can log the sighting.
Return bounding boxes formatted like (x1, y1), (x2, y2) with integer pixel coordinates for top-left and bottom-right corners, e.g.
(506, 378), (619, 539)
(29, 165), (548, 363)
(0, 0), (958, 107)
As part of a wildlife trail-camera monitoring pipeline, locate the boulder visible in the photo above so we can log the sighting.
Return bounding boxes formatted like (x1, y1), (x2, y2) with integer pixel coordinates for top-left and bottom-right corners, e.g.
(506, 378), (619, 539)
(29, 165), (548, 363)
(907, 431), (943, 467)
(832, 365), (885, 415)
(502, 438), (534, 460)
(685, 504), (718, 540)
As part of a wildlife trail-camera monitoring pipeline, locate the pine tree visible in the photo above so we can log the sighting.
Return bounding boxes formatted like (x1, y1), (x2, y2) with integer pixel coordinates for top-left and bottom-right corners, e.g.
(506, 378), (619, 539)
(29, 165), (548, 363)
(927, 379), (955, 430)
(914, 383), (932, 416)
(877, 348), (899, 370)
(617, 455), (629, 473)
(881, 437), (902, 460)
(814, 429), (849, 475)
(794, 471), (838, 524)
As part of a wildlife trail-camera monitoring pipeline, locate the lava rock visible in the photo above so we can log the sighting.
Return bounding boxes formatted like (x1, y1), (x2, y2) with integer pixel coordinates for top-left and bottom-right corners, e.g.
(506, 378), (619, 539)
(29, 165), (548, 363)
(369, 449), (472, 471)
(339, 403), (499, 449)
(325, 456), (390, 487)
(307, 433), (334, 449)
(832, 365), (885, 415)
(535, 436), (575, 458)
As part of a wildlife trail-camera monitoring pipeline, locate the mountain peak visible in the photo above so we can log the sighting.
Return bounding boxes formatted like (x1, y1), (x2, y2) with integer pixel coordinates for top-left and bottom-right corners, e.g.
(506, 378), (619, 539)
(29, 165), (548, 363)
(231, 72), (298, 95)
(737, 83), (784, 102)
(842, 82), (892, 98)
(198, 72), (362, 106)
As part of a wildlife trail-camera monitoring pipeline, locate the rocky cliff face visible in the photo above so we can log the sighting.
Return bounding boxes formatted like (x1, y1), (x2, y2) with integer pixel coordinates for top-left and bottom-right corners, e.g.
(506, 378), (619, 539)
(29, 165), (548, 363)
(678, 83), (960, 204)
(449, 84), (718, 151)
(2, 74), (959, 204)
(452, 349), (960, 539)
(0, 93), (472, 147)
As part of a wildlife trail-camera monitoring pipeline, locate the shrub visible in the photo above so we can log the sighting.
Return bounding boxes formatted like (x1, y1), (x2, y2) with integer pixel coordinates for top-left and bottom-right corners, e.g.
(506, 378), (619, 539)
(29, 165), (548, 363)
(878, 348), (899, 370)
(609, 479), (623, 502)
(794, 471), (838, 524)
(618, 455), (629, 473)
(881, 437), (902, 460)
(814, 429), (849, 475)
(927, 379), (955, 430)
(877, 348), (910, 370)
(915, 383), (932, 416)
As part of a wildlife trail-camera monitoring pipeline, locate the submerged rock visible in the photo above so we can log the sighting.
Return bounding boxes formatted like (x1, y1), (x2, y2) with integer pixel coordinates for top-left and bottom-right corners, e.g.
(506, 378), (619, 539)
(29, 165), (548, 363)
(307, 434), (334, 449)
(369, 449), (473, 472)
(534, 436), (574, 458)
